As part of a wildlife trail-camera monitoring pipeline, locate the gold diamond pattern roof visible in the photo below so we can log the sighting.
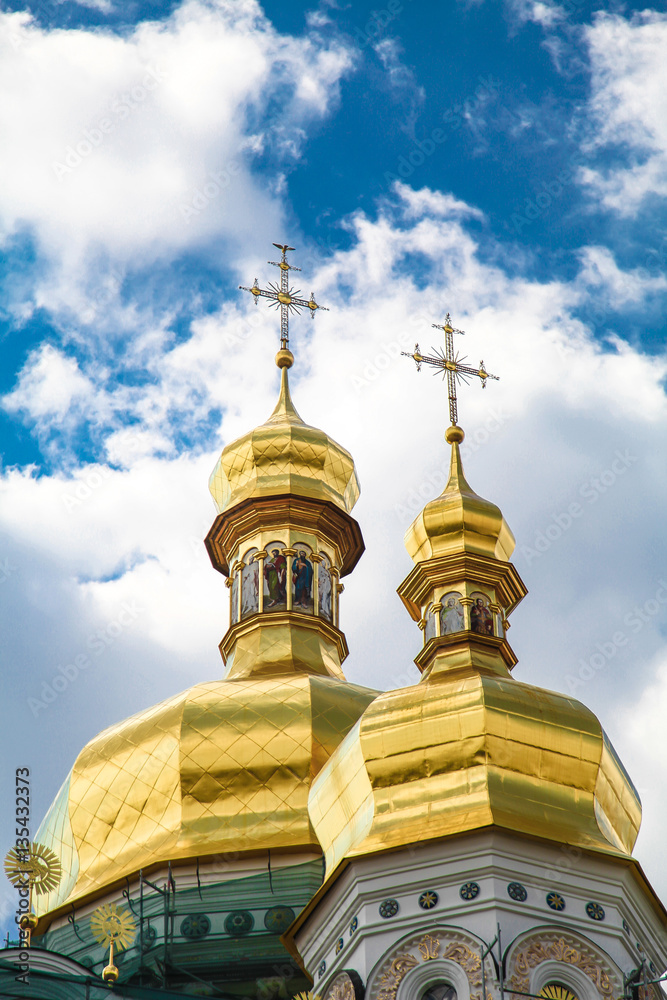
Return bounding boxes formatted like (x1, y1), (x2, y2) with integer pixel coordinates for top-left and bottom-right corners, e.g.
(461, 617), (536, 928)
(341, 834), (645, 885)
(209, 366), (360, 514)
(308, 669), (642, 876)
(35, 676), (377, 914)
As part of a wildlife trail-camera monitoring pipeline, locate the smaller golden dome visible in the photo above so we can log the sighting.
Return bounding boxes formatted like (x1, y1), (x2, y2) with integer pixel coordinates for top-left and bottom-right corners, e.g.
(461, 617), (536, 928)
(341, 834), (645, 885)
(405, 428), (515, 563)
(308, 669), (642, 875)
(209, 364), (360, 515)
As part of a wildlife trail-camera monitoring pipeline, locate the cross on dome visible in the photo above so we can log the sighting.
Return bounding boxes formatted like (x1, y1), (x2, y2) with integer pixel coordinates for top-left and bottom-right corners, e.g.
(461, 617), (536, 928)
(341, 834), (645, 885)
(239, 243), (328, 353)
(402, 312), (498, 427)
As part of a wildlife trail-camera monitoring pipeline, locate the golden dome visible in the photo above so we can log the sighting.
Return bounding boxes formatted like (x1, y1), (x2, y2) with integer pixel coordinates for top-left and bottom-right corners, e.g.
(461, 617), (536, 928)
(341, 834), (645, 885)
(404, 429), (515, 563)
(34, 675), (377, 916)
(209, 361), (360, 515)
(308, 666), (641, 875)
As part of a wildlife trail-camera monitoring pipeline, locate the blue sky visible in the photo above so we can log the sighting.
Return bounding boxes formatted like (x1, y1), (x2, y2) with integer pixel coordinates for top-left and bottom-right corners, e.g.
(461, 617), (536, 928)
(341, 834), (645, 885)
(1, 0), (667, 938)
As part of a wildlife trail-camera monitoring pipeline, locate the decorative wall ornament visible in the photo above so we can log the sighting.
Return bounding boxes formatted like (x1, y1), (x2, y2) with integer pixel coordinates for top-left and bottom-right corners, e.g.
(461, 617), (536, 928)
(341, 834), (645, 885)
(418, 935), (440, 961)
(379, 899), (400, 919)
(585, 903), (605, 922)
(264, 905), (296, 934)
(507, 883), (527, 902)
(459, 882), (480, 901)
(369, 928), (492, 1000)
(180, 914), (211, 940)
(349, 917), (358, 936)
(546, 893), (566, 912)
(376, 953), (419, 1000)
(224, 910), (254, 937)
(336, 938), (345, 955)
(419, 890), (439, 910)
(322, 971), (364, 1000)
(506, 931), (620, 1000)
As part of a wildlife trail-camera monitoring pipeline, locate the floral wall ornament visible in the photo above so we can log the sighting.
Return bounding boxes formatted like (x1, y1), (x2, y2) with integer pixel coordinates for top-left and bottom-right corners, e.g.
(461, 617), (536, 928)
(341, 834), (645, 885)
(419, 934), (440, 960)
(369, 928), (493, 1000)
(506, 932), (620, 1000)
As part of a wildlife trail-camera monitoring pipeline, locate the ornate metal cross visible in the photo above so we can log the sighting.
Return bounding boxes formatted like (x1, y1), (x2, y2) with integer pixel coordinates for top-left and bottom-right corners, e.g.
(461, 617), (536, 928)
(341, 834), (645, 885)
(239, 243), (328, 351)
(402, 313), (498, 426)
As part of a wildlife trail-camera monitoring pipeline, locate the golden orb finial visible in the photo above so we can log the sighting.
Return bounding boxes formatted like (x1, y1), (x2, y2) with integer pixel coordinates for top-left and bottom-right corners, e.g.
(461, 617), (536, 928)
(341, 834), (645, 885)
(445, 425), (465, 443)
(276, 348), (294, 369)
(19, 913), (38, 931)
(102, 963), (119, 984)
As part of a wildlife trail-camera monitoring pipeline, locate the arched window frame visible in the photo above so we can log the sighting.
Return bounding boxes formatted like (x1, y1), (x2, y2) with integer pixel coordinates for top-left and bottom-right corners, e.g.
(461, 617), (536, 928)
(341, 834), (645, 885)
(530, 963), (599, 1000)
(397, 960), (469, 1000)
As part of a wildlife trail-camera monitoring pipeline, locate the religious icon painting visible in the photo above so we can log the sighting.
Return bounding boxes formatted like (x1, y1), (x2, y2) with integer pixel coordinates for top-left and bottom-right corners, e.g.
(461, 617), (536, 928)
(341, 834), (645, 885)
(424, 604), (436, 642)
(230, 571), (239, 625)
(292, 543), (314, 614)
(470, 591), (494, 636)
(241, 548), (259, 619)
(440, 592), (464, 635)
(263, 541), (287, 611)
(318, 552), (333, 621)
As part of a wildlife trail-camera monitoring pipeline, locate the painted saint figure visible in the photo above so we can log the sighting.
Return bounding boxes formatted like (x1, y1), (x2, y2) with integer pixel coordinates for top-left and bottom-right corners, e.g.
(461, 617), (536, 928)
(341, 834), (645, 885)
(264, 548), (287, 608)
(240, 551), (260, 618)
(440, 592), (464, 635)
(292, 550), (313, 609)
(318, 553), (333, 621)
(470, 594), (494, 635)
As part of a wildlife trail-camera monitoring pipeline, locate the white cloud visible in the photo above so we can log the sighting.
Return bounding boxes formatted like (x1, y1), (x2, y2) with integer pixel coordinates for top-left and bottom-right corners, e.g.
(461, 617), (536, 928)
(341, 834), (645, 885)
(3, 344), (99, 422)
(0, 1), (354, 320)
(581, 11), (667, 214)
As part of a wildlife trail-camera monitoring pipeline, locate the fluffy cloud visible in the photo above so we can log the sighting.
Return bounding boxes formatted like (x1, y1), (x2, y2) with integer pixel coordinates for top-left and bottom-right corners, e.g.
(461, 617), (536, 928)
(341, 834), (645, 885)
(0, 0), (354, 320)
(581, 11), (667, 213)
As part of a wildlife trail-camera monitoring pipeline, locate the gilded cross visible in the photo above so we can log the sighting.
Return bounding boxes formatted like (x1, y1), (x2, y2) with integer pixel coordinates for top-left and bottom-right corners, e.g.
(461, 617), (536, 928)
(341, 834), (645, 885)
(239, 243), (328, 351)
(402, 313), (498, 426)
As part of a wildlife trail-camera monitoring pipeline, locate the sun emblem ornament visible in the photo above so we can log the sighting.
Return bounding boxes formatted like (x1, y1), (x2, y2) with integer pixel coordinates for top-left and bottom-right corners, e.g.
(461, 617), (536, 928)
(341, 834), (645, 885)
(91, 902), (137, 984)
(4, 842), (63, 945)
(4, 842), (62, 896)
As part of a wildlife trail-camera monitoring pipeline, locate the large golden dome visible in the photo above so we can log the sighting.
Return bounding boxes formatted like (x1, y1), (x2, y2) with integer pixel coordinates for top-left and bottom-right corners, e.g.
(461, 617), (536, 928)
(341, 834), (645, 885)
(209, 359), (360, 515)
(35, 675), (377, 916)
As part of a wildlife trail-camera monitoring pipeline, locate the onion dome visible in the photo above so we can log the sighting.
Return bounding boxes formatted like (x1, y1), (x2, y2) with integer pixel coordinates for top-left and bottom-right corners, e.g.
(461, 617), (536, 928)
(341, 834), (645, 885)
(404, 425), (514, 563)
(209, 352), (360, 516)
(34, 675), (377, 919)
(307, 425), (642, 879)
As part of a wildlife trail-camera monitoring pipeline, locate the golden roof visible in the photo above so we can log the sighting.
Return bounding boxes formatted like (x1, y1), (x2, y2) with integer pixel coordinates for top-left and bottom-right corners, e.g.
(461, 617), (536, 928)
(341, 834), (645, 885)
(34, 675), (377, 915)
(209, 354), (360, 515)
(308, 663), (642, 875)
(404, 427), (515, 563)
(308, 426), (641, 877)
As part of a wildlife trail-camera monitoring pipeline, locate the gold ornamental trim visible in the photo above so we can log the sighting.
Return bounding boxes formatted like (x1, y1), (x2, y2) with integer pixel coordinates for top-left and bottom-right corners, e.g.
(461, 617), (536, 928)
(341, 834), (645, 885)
(397, 552), (528, 622)
(218, 610), (350, 665)
(414, 631), (518, 674)
(206, 493), (364, 578)
(370, 928), (492, 1000)
(506, 931), (620, 1000)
